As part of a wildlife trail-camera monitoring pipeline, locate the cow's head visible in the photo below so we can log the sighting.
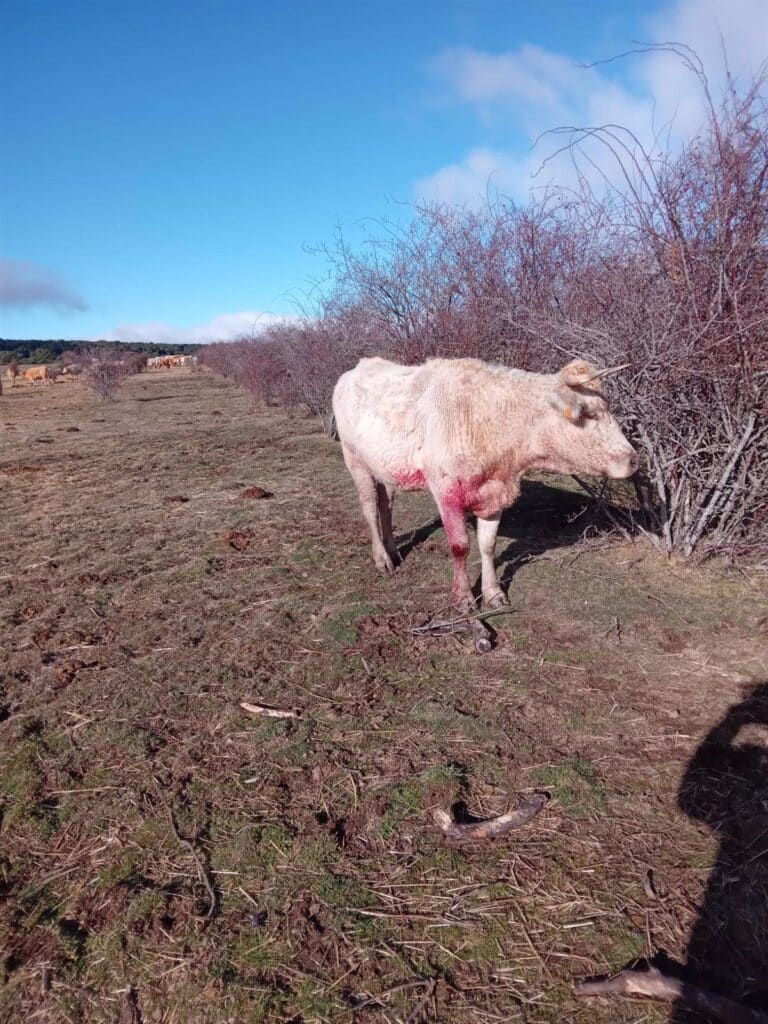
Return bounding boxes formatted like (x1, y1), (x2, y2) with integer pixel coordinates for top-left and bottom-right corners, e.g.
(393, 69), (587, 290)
(539, 360), (638, 479)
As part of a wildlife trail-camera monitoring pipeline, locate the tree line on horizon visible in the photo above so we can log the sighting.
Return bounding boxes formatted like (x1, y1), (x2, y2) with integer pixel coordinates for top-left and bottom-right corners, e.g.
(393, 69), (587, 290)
(0, 339), (200, 364)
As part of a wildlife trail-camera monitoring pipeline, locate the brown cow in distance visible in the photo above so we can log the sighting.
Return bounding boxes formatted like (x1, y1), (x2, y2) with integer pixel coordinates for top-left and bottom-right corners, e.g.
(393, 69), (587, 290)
(22, 366), (53, 384)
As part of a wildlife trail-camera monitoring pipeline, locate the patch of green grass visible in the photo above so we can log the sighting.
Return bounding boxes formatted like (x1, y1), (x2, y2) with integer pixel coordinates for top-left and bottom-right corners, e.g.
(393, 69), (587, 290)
(124, 889), (166, 929)
(0, 737), (59, 835)
(95, 848), (144, 890)
(295, 834), (340, 872)
(533, 757), (606, 817)
(419, 763), (465, 786)
(407, 698), (495, 744)
(313, 872), (370, 910)
(290, 978), (347, 1020)
(466, 918), (507, 964)
(540, 649), (568, 665)
(291, 540), (328, 565)
(212, 932), (284, 983)
(599, 922), (647, 970)
(323, 594), (378, 645)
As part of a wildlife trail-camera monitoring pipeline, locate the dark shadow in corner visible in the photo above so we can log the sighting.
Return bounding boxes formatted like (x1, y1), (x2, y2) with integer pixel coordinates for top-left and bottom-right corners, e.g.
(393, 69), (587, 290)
(669, 681), (768, 1022)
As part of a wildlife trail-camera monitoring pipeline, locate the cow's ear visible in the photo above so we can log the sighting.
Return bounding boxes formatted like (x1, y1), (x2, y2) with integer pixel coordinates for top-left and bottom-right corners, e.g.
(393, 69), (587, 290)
(559, 359), (602, 390)
(547, 387), (585, 422)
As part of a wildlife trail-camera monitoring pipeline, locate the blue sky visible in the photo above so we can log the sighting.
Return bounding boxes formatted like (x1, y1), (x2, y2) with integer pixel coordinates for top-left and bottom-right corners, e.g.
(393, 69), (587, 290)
(1, 0), (764, 342)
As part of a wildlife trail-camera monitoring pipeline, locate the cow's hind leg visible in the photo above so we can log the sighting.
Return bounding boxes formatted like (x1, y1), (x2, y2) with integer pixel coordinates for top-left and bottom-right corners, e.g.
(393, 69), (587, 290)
(476, 514), (508, 608)
(342, 444), (395, 574)
(376, 482), (401, 568)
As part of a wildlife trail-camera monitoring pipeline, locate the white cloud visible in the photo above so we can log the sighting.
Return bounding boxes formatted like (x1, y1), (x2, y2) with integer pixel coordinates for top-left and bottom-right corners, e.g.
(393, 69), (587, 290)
(428, 45), (581, 111)
(415, 148), (532, 207)
(105, 310), (297, 345)
(417, 0), (768, 207)
(0, 258), (87, 311)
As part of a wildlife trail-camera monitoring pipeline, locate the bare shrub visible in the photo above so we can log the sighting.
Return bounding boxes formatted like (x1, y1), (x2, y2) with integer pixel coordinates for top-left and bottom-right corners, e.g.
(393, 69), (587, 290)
(81, 345), (144, 400)
(199, 314), (373, 436)
(511, 50), (768, 559)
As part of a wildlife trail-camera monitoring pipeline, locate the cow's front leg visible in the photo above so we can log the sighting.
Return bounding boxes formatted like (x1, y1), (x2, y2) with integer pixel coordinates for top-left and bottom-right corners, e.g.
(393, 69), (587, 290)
(476, 514), (508, 608)
(436, 498), (474, 611)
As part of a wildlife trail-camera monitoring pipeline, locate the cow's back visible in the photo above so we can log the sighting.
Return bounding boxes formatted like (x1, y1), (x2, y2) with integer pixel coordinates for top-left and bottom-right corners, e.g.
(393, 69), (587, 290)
(333, 358), (427, 469)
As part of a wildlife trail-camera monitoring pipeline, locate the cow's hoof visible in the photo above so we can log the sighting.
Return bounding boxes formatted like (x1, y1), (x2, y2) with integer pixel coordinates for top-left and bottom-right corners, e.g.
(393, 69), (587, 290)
(483, 590), (509, 609)
(386, 548), (403, 568)
(375, 552), (395, 574)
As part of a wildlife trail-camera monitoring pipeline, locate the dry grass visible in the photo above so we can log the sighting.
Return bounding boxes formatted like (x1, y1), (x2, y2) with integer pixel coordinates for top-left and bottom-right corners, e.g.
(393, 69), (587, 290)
(1, 369), (767, 1023)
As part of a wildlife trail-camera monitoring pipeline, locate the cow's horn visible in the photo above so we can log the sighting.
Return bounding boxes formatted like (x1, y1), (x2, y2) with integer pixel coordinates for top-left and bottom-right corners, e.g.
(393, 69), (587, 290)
(582, 362), (630, 385)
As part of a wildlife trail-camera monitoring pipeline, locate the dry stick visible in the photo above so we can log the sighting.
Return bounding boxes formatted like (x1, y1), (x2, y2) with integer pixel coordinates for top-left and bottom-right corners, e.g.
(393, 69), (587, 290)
(409, 607), (514, 644)
(118, 986), (143, 1024)
(240, 701), (301, 719)
(574, 966), (768, 1024)
(433, 792), (549, 841)
(404, 978), (438, 1024)
(354, 979), (433, 1011)
(153, 783), (218, 922)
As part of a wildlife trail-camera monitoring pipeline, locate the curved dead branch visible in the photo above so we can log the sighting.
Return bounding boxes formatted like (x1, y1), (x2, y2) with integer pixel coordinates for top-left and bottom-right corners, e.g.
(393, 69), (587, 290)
(575, 966), (768, 1024)
(433, 792), (549, 841)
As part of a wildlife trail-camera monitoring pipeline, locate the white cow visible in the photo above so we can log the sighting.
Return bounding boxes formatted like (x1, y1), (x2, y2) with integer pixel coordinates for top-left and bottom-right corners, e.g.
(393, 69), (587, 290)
(333, 356), (638, 610)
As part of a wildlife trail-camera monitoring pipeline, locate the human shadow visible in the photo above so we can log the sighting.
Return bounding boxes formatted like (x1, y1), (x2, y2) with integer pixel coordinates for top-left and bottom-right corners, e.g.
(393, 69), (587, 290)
(669, 681), (768, 1021)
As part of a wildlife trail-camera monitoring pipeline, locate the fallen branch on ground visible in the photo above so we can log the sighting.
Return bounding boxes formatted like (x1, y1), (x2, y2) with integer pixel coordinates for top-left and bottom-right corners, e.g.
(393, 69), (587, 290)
(353, 978), (434, 1011)
(240, 701), (301, 719)
(409, 607), (514, 652)
(433, 792), (549, 841)
(409, 608), (514, 635)
(574, 965), (768, 1024)
(119, 986), (143, 1024)
(153, 783), (218, 921)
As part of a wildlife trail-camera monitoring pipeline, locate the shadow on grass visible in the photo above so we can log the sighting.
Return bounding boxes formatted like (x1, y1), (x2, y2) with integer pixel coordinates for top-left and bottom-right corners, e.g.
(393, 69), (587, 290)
(577, 683), (768, 1019)
(393, 477), (623, 595)
(670, 680), (768, 1021)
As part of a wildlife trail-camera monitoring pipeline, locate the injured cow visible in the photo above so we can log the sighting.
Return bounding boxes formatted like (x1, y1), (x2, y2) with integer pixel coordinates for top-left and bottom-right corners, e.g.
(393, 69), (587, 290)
(333, 356), (638, 611)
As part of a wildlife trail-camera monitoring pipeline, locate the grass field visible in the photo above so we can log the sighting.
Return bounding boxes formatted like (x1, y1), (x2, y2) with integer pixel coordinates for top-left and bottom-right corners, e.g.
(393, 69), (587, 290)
(1, 368), (767, 1023)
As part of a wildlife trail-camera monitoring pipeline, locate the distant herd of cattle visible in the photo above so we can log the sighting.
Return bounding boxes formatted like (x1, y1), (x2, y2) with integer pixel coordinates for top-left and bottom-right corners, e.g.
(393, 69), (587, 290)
(2, 353), (197, 389)
(146, 355), (197, 369)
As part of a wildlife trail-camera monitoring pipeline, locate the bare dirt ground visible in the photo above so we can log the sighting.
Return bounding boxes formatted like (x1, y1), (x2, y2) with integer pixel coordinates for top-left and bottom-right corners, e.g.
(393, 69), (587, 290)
(1, 368), (767, 1024)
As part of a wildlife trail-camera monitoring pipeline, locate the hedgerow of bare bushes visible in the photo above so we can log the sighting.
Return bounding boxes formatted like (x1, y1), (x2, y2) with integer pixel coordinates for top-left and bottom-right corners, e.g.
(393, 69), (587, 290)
(63, 346), (148, 400)
(200, 51), (767, 562)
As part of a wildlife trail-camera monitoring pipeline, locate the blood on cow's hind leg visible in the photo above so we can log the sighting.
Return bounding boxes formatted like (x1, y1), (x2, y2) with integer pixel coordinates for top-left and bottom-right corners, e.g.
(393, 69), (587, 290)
(434, 493), (474, 610)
